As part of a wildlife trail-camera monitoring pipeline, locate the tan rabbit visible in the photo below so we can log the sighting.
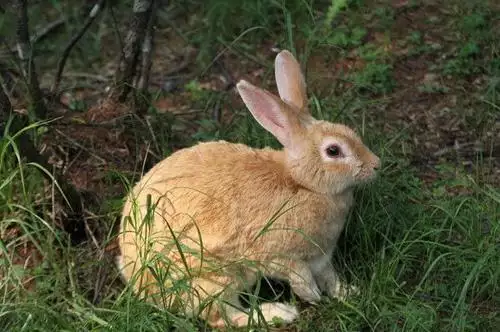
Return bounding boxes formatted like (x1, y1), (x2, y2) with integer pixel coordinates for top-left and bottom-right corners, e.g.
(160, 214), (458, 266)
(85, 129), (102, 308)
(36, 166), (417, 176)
(117, 50), (380, 328)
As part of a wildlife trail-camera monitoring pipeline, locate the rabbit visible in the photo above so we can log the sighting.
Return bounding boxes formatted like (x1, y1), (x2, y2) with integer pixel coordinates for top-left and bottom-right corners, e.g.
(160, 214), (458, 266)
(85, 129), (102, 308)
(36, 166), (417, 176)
(117, 50), (381, 328)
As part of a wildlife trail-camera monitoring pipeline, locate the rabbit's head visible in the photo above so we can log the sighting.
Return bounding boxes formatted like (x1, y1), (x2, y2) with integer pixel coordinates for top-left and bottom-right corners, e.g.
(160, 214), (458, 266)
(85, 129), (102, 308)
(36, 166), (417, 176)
(236, 50), (380, 195)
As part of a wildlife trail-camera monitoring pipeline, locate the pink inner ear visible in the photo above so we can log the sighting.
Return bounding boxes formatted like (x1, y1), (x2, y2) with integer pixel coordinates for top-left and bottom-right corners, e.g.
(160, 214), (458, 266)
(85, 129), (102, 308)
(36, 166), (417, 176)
(236, 80), (291, 148)
(265, 107), (286, 130)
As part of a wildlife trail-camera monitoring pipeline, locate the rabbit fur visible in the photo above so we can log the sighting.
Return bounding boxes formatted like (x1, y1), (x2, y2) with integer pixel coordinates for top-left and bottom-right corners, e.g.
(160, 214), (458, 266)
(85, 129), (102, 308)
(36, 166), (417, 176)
(117, 50), (380, 328)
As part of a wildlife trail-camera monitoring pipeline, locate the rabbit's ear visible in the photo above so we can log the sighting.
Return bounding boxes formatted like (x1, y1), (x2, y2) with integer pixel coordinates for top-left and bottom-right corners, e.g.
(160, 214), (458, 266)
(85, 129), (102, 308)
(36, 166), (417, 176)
(275, 50), (307, 111)
(236, 80), (295, 148)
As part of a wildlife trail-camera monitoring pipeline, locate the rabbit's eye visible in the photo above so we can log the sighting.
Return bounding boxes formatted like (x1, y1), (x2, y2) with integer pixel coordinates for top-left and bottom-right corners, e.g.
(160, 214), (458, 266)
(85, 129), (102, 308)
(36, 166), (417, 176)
(325, 144), (342, 158)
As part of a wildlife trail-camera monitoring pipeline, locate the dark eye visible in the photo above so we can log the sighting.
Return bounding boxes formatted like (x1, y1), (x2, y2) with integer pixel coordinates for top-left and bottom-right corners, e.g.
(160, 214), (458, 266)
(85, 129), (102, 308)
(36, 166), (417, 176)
(325, 144), (342, 158)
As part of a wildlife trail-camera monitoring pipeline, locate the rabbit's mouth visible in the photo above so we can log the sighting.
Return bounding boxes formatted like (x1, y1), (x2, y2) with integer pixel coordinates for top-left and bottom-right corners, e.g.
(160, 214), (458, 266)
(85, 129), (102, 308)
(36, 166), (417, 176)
(354, 153), (380, 183)
(356, 167), (379, 182)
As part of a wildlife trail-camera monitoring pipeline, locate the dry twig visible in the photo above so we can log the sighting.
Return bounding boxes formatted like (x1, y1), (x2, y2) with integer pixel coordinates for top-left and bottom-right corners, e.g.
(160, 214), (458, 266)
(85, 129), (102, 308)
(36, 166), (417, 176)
(52, 0), (107, 93)
(4, 16), (67, 56)
(31, 16), (67, 45)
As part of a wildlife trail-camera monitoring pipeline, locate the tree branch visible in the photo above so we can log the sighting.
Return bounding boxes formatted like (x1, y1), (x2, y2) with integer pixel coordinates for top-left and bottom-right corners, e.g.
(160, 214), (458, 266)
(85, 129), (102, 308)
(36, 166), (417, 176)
(31, 16), (67, 46)
(108, 0), (154, 103)
(51, 0), (106, 93)
(12, 0), (47, 119)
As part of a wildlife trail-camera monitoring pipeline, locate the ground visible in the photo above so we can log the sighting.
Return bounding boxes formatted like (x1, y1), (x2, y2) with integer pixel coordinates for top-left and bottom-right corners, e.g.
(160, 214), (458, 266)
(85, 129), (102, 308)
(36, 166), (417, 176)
(0, 0), (499, 331)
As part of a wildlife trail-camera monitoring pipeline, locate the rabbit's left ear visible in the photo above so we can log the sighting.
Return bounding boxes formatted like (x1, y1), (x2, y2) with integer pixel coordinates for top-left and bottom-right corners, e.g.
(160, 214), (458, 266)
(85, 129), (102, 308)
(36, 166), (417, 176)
(275, 50), (308, 111)
(237, 80), (296, 149)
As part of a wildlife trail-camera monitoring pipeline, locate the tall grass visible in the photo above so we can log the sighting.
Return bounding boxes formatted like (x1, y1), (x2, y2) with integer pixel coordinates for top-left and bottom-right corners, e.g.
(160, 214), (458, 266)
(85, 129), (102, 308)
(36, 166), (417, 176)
(1, 101), (498, 331)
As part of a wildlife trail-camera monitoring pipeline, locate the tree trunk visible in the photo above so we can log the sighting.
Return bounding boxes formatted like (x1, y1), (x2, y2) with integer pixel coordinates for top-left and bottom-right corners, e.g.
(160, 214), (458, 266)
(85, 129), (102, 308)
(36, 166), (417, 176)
(108, 0), (155, 103)
(135, 0), (157, 115)
(12, 0), (47, 119)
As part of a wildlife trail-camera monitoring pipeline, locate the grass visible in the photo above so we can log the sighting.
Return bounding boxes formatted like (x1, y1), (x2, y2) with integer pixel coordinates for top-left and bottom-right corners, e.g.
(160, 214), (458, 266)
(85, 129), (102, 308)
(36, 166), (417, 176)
(1, 0), (499, 331)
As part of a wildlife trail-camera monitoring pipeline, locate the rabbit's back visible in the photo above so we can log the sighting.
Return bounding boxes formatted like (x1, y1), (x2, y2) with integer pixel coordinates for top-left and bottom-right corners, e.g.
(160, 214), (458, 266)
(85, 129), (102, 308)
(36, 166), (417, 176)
(128, 140), (295, 222)
(119, 141), (297, 280)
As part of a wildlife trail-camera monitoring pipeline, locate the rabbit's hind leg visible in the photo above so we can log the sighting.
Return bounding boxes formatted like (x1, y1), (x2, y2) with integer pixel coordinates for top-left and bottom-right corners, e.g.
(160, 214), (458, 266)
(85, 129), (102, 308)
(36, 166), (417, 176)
(265, 258), (321, 304)
(191, 274), (298, 328)
(310, 254), (359, 301)
(183, 275), (249, 326)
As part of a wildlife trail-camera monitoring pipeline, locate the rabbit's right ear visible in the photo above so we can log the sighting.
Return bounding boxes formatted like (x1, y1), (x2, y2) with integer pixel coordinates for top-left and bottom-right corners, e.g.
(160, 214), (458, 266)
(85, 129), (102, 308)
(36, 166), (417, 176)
(236, 80), (295, 149)
(275, 50), (307, 111)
